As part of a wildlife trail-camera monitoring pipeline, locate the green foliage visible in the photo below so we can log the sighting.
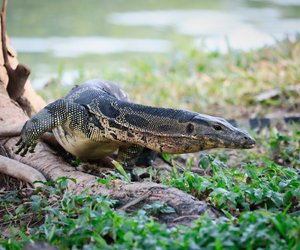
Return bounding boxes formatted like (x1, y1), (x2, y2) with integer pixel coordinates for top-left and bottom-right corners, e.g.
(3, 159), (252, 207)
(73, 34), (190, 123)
(112, 160), (132, 183)
(186, 210), (299, 250)
(1, 178), (298, 249)
(164, 154), (300, 213)
(143, 201), (176, 215)
(269, 128), (300, 167)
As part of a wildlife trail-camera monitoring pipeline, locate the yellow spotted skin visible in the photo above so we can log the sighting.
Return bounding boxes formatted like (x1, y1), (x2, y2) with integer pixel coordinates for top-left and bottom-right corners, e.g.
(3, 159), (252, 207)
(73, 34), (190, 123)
(16, 79), (256, 167)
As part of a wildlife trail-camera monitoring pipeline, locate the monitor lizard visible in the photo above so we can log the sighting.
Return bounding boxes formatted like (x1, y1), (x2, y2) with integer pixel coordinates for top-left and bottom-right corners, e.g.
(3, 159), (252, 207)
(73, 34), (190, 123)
(15, 79), (256, 167)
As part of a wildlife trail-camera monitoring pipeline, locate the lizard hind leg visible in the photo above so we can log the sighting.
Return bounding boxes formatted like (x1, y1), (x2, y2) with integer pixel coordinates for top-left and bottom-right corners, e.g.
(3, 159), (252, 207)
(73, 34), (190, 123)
(117, 144), (144, 169)
(117, 145), (157, 169)
(135, 148), (158, 166)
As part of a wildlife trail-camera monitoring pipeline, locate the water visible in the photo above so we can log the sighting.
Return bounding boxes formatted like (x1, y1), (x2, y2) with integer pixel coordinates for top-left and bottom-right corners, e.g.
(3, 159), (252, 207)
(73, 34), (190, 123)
(6, 0), (300, 88)
(11, 37), (170, 56)
(108, 8), (299, 51)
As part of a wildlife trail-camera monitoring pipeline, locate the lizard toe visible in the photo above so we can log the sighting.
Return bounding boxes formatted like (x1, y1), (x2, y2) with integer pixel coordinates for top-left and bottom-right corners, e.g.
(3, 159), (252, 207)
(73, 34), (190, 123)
(28, 143), (37, 153)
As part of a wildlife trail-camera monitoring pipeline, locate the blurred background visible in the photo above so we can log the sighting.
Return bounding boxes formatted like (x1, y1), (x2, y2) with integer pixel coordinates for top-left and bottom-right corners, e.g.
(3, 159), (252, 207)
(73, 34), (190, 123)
(7, 0), (300, 88)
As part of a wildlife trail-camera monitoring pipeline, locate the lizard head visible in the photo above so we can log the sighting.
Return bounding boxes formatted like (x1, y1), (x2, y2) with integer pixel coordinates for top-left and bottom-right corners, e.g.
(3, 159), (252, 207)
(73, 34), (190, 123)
(189, 114), (256, 150)
(136, 112), (256, 154)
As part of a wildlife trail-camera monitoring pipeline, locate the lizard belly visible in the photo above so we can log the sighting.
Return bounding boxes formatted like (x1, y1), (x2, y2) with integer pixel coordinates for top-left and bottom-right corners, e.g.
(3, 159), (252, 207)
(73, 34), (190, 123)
(53, 126), (119, 160)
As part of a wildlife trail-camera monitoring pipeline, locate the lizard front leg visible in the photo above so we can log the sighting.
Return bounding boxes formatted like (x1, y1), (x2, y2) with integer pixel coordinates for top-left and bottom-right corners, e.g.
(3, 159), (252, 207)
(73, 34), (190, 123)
(15, 99), (70, 156)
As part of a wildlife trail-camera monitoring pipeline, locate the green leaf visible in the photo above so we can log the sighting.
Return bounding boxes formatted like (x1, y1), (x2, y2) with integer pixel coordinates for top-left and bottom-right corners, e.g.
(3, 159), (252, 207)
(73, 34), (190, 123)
(112, 160), (131, 183)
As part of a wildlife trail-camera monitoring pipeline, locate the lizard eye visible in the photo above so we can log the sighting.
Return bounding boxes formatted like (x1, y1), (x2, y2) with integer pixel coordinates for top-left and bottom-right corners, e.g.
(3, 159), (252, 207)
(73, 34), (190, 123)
(213, 125), (222, 131)
(186, 123), (194, 133)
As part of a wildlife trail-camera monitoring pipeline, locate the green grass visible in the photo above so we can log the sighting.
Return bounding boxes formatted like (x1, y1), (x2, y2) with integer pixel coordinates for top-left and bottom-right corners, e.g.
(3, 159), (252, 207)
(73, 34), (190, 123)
(1, 39), (300, 249)
(40, 36), (300, 119)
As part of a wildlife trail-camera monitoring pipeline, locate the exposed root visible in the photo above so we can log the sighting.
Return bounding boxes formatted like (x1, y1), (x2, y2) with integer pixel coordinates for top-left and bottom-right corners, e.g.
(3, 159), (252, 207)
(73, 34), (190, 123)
(119, 191), (152, 211)
(0, 124), (23, 137)
(0, 155), (46, 187)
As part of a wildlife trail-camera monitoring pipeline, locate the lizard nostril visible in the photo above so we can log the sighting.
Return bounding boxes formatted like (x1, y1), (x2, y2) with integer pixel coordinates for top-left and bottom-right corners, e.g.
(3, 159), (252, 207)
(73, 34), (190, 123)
(243, 136), (256, 147)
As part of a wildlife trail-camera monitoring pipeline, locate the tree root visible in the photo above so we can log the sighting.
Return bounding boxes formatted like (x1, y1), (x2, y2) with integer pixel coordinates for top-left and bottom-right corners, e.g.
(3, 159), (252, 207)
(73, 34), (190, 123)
(0, 124), (23, 137)
(0, 155), (46, 187)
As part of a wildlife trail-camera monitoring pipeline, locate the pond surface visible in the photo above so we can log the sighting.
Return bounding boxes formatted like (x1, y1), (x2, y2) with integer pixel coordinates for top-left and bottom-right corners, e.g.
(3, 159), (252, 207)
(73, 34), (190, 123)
(6, 0), (300, 88)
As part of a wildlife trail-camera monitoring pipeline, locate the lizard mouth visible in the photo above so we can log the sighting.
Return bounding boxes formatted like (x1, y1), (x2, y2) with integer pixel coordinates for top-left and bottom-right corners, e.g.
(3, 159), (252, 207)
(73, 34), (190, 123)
(244, 143), (256, 149)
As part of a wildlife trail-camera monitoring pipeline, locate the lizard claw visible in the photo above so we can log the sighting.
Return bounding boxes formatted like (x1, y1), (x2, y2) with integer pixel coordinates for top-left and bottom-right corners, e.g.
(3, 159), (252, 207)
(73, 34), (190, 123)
(15, 137), (22, 146)
(15, 141), (26, 156)
(15, 140), (37, 156)
(29, 142), (37, 153)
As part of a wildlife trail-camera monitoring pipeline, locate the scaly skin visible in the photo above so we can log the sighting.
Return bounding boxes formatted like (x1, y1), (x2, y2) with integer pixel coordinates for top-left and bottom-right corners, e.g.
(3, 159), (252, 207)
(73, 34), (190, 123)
(16, 79), (256, 166)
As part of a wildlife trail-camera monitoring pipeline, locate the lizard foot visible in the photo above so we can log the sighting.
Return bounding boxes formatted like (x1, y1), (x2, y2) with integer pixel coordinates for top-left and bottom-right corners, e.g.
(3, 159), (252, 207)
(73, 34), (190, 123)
(15, 137), (37, 156)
